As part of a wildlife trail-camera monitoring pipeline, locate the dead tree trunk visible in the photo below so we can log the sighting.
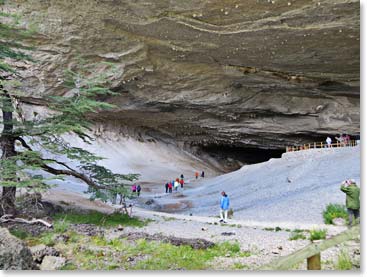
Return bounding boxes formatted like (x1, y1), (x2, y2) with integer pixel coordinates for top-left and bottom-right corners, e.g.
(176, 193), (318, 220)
(0, 89), (17, 216)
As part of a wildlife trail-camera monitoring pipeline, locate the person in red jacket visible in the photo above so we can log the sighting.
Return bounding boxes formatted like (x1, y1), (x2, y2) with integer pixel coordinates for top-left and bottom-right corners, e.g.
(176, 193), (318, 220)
(195, 171), (199, 179)
(180, 178), (184, 188)
(168, 182), (173, 193)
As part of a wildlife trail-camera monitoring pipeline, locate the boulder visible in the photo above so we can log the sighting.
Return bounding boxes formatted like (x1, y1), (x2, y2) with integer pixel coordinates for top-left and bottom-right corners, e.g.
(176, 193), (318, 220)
(30, 244), (60, 263)
(0, 227), (35, 270)
(40, 256), (66, 270)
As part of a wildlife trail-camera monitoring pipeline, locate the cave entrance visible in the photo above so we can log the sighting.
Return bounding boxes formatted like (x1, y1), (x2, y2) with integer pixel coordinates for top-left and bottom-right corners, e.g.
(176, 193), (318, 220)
(199, 145), (285, 172)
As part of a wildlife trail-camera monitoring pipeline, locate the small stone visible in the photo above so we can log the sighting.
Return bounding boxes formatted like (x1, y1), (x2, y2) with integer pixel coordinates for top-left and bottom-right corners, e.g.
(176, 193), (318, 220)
(201, 227), (208, 231)
(332, 217), (346, 226)
(288, 2), (291, 6)
(278, 246), (283, 250)
(224, 11), (229, 15)
(117, 225), (124, 231)
(272, 250), (279, 254)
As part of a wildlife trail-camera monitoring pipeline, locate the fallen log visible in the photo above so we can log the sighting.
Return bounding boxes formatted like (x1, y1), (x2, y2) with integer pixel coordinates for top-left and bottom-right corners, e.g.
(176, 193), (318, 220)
(0, 215), (53, 228)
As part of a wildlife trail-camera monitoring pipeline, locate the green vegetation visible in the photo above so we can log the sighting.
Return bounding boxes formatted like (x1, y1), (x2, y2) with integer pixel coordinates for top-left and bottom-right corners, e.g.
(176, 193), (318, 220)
(289, 232), (306, 241)
(309, 229), (327, 242)
(228, 208), (234, 218)
(263, 227), (274, 231)
(335, 249), (353, 270)
(275, 226), (282, 232)
(323, 203), (348, 225)
(9, 228), (30, 240)
(53, 210), (149, 227)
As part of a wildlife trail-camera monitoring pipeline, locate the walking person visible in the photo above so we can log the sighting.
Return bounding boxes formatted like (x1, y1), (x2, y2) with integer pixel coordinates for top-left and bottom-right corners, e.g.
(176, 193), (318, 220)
(168, 182), (173, 193)
(180, 178), (184, 188)
(201, 171), (205, 178)
(174, 180), (180, 191)
(165, 182), (169, 193)
(195, 171), (199, 180)
(340, 179), (360, 227)
(219, 191), (230, 223)
(137, 184), (141, 197)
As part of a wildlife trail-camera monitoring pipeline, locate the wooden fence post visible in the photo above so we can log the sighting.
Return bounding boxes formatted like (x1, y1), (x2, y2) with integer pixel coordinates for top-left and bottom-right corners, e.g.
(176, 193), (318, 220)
(307, 253), (321, 270)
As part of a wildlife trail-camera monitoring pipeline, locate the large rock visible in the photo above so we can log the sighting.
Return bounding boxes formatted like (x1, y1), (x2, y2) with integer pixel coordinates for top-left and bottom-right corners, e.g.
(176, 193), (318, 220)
(39, 256), (66, 270)
(3, 0), (360, 168)
(0, 227), (35, 270)
(30, 244), (60, 263)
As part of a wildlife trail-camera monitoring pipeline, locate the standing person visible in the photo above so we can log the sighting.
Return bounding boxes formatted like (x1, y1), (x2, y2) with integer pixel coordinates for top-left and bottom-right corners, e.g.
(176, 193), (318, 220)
(180, 174), (184, 180)
(168, 182), (173, 193)
(219, 191), (230, 223)
(131, 184), (137, 194)
(340, 179), (360, 227)
(201, 171), (205, 178)
(137, 184), (141, 197)
(174, 180), (180, 191)
(180, 178), (184, 188)
(326, 136), (332, 148)
(195, 171), (199, 180)
(165, 182), (169, 193)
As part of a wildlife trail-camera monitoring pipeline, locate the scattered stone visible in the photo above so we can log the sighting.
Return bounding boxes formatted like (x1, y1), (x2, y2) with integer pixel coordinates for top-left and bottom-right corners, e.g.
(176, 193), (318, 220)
(277, 246), (283, 250)
(332, 218), (346, 226)
(54, 234), (70, 243)
(40, 256), (66, 270)
(117, 224), (124, 231)
(70, 224), (104, 236)
(201, 227), (208, 231)
(120, 232), (215, 249)
(145, 199), (155, 205)
(271, 250), (280, 254)
(0, 227), (35, 270)
(221, 232), (236, 236)
(30, 244), (60, 263)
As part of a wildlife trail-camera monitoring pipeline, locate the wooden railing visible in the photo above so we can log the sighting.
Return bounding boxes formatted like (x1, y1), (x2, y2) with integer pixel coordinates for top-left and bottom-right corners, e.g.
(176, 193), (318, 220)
(260, 225), (360, 270)
(286, 140), (359, 152)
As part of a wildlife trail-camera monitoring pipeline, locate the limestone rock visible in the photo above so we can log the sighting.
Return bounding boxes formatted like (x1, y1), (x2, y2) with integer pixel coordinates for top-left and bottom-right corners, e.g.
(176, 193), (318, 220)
(0, 227), (35, 270)
(30, 244), (60, 263)
(40, 256), (66, 270)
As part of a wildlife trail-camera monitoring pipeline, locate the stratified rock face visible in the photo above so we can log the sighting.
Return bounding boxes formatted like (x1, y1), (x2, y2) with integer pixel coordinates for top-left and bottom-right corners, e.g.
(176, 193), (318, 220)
(0, 227), (35, 270)
(6, 0), (360, 165)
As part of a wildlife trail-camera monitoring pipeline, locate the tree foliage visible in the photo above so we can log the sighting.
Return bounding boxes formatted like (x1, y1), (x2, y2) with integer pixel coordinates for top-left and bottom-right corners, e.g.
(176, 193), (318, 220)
(0, 9), (138, 214)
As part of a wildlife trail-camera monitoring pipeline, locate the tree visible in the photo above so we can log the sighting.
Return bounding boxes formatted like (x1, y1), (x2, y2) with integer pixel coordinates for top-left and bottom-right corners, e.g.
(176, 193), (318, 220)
(0, 11), (138, 215)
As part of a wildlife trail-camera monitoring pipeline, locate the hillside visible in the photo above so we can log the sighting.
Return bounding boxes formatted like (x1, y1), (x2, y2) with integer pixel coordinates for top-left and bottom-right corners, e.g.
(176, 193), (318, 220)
(151, 146), (360, 224)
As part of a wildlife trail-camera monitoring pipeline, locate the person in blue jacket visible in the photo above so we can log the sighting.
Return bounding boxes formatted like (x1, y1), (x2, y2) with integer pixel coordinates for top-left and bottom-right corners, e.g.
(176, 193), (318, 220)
(219, 191), (230, 223)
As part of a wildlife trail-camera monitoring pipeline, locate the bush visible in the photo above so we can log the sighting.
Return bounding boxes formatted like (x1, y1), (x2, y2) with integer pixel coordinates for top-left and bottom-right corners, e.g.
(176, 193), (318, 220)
(323, 203), (348, 224)
(336, 249), (353, 270)
(228, 208), (234, 219)
(309, 229), (327, 242)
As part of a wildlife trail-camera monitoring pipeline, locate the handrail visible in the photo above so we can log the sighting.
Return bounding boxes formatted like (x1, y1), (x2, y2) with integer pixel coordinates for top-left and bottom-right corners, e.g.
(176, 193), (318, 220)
(286, 140), (359, 152)
(259, 225), (360, 270)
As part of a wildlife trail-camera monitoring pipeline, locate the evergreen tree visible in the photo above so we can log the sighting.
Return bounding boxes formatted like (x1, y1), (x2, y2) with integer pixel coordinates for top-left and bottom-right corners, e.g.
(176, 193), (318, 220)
(0, 10), (138, 215)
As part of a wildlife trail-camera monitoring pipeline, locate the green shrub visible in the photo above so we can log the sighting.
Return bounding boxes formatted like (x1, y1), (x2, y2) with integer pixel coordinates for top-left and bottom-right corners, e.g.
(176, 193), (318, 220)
(309, 229), (327, 242)
(323, 203), (348, 224)
(39, 232), (55, 246)
(289, 232), (306, 241)
(275, 226), (282, 232)
(336, 249), (353, 270)
(228, 208), (234, 218)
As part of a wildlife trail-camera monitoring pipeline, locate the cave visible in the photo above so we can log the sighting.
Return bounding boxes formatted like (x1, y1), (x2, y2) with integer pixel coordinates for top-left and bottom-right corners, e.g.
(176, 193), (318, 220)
(198, 145), (285, 172)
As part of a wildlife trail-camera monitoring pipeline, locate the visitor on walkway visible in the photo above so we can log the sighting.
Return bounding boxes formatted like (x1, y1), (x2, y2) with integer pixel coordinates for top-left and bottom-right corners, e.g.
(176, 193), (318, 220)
(195, 171), (199, 179)
(340, 179), (360, 227)
(326, 136), (332, 147)
(165, 182), (169, 193)
(168, 182), (173, 193)
(201, 171), (205, 178)
(180, 174), (184, 180)
(219, 191), (230, 223)
(180, 178), (184, 188)
(131, 184), (137, 194)
(137, 185), (141, 197)
(174, 180), (180, 191)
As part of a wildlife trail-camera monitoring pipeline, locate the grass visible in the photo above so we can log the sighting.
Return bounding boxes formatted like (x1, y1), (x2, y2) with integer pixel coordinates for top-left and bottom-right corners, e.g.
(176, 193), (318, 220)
(309, 229), (327, 242)
(289, 232), (306, 241)
(9, 228), (30, 240)
(53, 210), (149, 227)
(335, 249), (353, 270)
(323, 203), (348, 225)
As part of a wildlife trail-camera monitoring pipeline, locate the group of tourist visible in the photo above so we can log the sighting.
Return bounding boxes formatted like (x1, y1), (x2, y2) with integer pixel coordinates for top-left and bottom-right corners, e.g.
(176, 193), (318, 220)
(131, 184), (142, 197)
(164, 174), (185, 193)
(327, 133), (353, 147)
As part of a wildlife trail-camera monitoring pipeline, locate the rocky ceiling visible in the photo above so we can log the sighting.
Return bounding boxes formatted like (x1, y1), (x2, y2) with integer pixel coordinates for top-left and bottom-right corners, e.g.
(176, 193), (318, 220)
(5, 0), (360, 160)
